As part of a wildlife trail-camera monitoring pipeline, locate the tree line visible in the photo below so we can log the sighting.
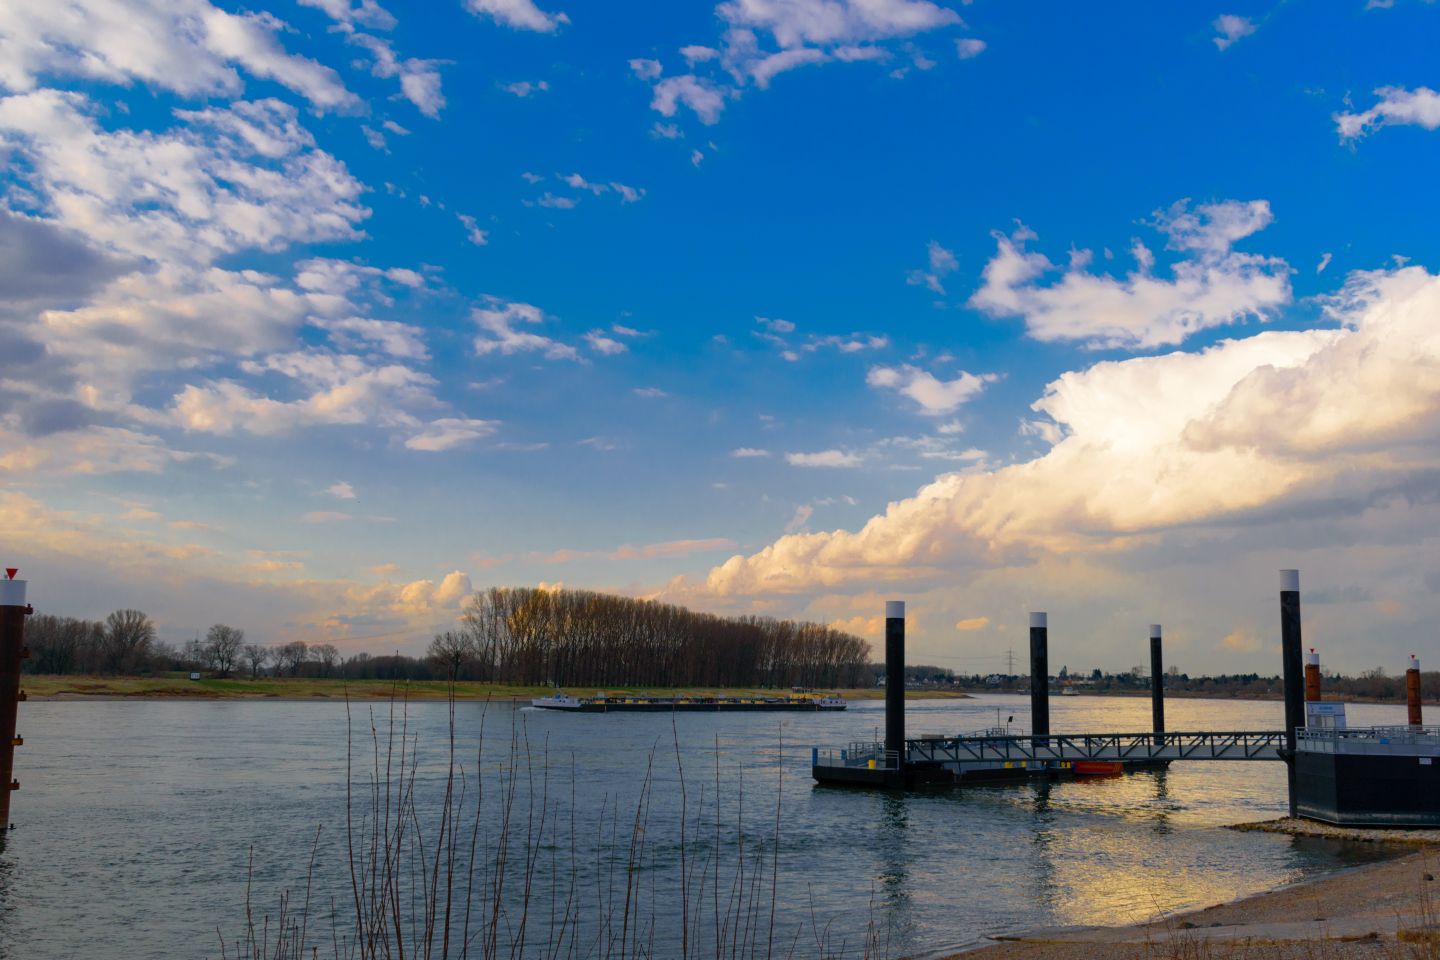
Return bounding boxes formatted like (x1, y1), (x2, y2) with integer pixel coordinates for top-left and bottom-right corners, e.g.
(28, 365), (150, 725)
(24, 610), (345, 678)
(426, 587), (872, 688)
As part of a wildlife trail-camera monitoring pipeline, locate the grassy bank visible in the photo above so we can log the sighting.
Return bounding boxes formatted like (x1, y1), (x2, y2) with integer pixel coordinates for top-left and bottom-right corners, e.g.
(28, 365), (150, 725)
(23, 674), (973, 701)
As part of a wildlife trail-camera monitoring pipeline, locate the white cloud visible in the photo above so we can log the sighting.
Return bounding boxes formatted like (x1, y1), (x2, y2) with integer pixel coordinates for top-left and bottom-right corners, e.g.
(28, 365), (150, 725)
(298, 0), (396, 30)
(325, 481), (358, 500)
(502, 79), (550, 97)
(629, 58), (664, 81)
(346, 34), (445, 118)
(0, 0), (358, 111)
(1212, 14), (1257, 51)
(687, 265), (1440, 598)
(312, 316), (430, 360)
(1317, 252), (1333, 274)
(633, 387), (669, 398)
(867, 365), (996, 415)
(1335, 86), (1440, 141)
(651, 75), (728, 124)
(585, 330), (628, 355)
(955, 38), (986, 59)
(906, 240), (958, 294)
(404, 417), (498, 452)
(786, 449), (863, 468)
(457, 213), (489, 246)
(534, 192), (578, 209)
(969, 199), (1292, 350)
(731, 447), (771, 458)
(682, 45), (720, 64)
(717, 0), (962, 48)
(466, 0), (569, 32)
(784, 503), (814, 533)
(0, 93), (367, 265)
(472, 298), (580, 360)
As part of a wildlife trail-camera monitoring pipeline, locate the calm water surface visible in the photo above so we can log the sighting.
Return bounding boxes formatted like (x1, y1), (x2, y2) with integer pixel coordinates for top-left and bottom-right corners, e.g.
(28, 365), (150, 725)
(0, 694), (1410, 959)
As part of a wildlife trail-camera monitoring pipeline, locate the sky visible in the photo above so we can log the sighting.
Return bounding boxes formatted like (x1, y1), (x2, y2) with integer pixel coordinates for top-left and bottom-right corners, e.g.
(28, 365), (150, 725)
(2, 0), (1439, 676)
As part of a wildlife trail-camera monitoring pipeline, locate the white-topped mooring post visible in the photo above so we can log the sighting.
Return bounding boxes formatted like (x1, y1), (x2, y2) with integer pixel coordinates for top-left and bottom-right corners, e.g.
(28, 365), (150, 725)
(0, 569), (30, 828)
(1030, 612), (1049, 738)
(1408, 655), (1423, 727)
(1150, 625), (1165, 743)
(1279, 569), (1304, 818)
(884, 601), (905, 768)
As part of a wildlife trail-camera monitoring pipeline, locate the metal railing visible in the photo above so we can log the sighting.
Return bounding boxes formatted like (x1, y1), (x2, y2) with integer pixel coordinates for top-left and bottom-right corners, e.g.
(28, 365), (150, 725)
(1296, 725), (1440, 756)
(904, 730), (1286, 765)
(813, 742), (900, 770)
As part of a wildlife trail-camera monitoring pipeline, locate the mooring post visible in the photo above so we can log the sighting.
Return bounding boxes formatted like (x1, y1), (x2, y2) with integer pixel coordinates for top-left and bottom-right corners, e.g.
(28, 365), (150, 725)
(1150, 624), (1165, 745)
(0, 569), (29, 829)
(1407, 656), (1423, 727)
(885, 600), (905, 770)
(1279, 569), (1304, 818)
(1029, 612), (1049, 738)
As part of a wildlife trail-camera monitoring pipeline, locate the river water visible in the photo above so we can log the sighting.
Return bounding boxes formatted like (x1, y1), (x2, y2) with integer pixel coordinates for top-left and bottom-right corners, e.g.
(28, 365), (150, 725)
(0, 694), (1410, 959)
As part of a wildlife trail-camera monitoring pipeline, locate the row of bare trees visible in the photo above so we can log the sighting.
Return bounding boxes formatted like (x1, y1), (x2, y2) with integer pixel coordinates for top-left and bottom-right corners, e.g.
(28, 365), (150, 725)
(24, 612), (344, 678)
(427, 587), (871, 688)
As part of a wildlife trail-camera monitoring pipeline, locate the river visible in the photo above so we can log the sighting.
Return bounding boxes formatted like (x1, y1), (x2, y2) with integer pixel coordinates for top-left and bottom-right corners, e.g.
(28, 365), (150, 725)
(0, 693), (1409, 958)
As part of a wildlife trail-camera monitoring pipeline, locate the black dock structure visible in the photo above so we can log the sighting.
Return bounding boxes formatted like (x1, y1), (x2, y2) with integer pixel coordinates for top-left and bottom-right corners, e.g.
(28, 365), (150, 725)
(1029, 613), (1049, 738)
(1150, 624), (1165, 743)
(813, 571), (1440, 826)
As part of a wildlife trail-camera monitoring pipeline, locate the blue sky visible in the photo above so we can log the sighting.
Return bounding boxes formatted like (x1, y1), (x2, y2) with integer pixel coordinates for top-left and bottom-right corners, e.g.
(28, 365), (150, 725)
(3, 0), (1440, 674)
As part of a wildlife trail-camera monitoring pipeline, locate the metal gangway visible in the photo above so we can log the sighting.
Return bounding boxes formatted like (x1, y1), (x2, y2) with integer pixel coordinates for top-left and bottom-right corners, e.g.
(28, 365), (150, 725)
(815, 730), (1287, 775)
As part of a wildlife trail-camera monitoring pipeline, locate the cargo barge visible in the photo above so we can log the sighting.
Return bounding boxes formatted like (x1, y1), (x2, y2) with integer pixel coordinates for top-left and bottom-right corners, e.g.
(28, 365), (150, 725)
(532, 691), (847, 712)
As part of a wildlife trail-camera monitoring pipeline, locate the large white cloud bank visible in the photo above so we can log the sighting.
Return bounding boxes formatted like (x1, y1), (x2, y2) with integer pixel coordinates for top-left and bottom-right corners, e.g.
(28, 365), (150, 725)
(688, 266), (1440, 597)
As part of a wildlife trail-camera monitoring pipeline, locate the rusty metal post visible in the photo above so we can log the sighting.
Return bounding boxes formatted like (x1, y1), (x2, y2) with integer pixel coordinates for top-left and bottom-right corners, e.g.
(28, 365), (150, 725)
(0, 570), (30, 828)
(1305, 649), (1322, 702)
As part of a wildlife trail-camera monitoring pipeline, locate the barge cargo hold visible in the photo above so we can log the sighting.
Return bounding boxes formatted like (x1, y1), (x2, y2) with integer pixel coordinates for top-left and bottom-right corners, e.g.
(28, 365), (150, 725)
(532, 692), (847, 712)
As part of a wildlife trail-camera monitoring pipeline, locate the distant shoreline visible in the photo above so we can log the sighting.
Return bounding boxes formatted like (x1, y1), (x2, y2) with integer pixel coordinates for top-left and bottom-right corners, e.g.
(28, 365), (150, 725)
(22, 675), (976, 702)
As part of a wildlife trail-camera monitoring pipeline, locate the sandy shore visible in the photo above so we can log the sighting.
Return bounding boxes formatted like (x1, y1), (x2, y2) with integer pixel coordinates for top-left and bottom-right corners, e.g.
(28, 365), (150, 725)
(948, 824), (1440, 959)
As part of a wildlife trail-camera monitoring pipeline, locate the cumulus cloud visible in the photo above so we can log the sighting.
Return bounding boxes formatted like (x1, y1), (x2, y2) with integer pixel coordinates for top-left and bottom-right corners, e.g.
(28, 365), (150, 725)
(1212, 14), (1257, 51)
(867, 365), (996, 415)
(633, 0), (966, 123)
(326, 481), (358, 500)
(0, 93), (368, 266)
(346, 33), (446, 118)
(465, 0), (568, 32)
(955, 38), (986, 59)
(404, 417), (498, 452)
(731, 447), (771, 458)
(786, 449), (863, 468)
(0, 0), (358, 110)
(683, 265), (1440, 598)
(472, 298), (580, 360)
(969, 199), (1292, 350)
(1335, 86), (1440, 142)
(906, 240), (958, 294)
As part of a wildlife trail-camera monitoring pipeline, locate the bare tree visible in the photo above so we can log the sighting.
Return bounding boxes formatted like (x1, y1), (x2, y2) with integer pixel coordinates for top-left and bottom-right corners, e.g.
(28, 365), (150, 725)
(241, 643), (270, 679)
(427, 630), (475, 681)
(311, 642), (340, 677)
(103, 609), (156, 675)
(205, 624), (244, 677)
(276, 640), (308, 677)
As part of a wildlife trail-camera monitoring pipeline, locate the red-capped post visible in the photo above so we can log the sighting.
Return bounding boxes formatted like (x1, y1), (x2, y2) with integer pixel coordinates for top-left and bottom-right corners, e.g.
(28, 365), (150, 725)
(0, 568), (30, 828)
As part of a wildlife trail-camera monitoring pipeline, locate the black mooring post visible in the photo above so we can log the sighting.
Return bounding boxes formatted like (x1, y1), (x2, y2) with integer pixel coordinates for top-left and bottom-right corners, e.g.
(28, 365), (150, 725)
(1150, 624), (1165, 744)
(1029, 612), (1049, 738)
(884, 601), (905, 769)
(1280, 569), (1304, 818)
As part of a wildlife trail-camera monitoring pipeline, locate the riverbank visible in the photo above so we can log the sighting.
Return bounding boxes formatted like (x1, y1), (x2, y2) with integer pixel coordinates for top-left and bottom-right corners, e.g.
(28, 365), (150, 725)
(22, 674), (974, 701)
(952, 827), (1440, 959)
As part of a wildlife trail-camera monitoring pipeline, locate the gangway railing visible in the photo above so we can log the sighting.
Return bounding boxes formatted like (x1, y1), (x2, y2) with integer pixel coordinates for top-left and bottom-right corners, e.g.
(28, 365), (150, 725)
(905, 730), (1286, 765)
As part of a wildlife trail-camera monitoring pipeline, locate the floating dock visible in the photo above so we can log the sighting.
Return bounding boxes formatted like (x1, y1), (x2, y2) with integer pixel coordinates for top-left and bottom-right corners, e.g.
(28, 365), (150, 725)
(812, 572), (1440, 828)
